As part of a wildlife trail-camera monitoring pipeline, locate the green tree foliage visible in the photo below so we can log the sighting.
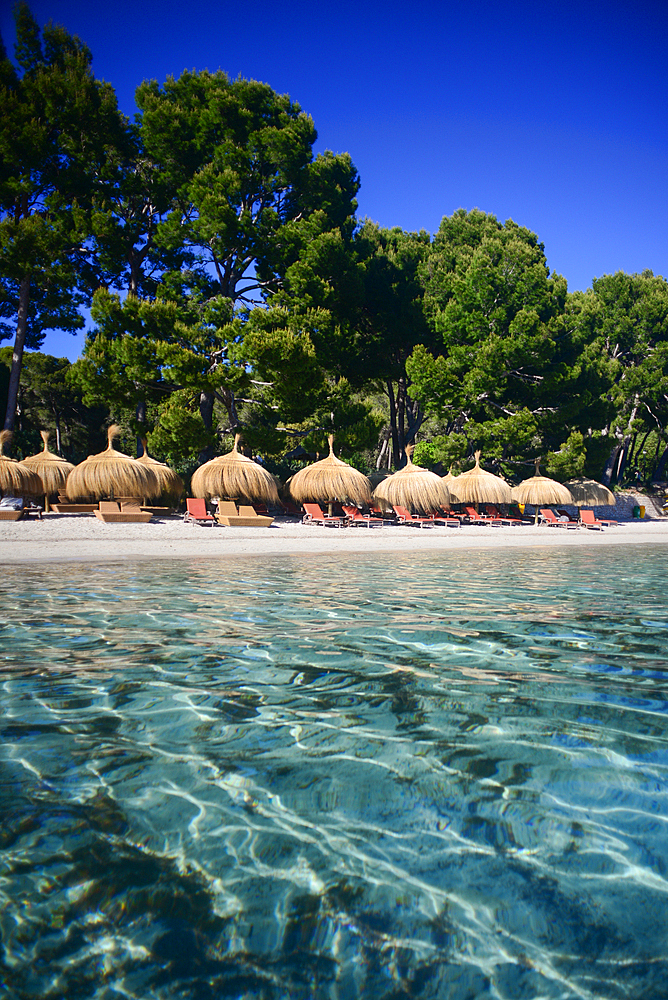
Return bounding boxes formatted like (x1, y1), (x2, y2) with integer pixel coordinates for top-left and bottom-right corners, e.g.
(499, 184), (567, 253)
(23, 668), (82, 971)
(0, 3), (130, 430)
(135, 69), (359, 305)
(406, 209), (571, 475)
(566, 270), (668, 484)
(76, 68), (363, 459)
(353, 223), (432, 468)
(0, 346), (107, 459)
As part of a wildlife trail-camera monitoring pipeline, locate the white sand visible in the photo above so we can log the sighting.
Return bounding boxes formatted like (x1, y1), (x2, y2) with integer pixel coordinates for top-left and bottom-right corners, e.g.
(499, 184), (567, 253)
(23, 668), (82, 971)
(1, 512), (668, 564)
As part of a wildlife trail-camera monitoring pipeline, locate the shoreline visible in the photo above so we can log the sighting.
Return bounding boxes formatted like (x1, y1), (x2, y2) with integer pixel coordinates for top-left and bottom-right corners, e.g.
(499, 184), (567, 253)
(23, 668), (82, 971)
(2, 514), (668, 565)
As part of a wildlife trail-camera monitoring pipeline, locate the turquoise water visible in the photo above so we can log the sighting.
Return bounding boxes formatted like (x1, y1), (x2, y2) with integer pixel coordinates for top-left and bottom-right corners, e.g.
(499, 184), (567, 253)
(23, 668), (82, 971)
(1, 546), (668, 999)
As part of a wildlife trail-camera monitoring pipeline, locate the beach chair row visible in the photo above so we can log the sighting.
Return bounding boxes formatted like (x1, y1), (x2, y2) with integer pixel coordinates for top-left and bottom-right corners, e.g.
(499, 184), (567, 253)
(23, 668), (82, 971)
(299, 502), (619, 529)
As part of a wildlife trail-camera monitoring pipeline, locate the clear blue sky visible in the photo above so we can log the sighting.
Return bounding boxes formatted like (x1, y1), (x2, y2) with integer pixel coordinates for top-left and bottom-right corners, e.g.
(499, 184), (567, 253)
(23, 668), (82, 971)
(2, 0), (667, 360)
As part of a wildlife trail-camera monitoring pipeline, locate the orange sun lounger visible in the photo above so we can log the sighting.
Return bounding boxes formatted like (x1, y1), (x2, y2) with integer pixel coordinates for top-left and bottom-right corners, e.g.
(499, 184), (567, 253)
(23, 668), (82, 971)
(302, 502), (346, 526)
(184, 498), (215, 525)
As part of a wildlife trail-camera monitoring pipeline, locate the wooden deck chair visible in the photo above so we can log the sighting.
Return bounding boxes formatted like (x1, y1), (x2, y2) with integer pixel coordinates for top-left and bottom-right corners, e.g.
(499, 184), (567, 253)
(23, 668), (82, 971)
(236, 505), (273, 527)
(215, 501), (274, 526)
(184, 498), (215, 525)
(302, 502), (346, 526)
(95, 500), (152, 523)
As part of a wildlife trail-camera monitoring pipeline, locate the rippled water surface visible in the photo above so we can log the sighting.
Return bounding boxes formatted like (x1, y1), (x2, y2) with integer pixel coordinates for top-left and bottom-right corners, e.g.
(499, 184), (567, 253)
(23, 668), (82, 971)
(2, 546), (668, 999)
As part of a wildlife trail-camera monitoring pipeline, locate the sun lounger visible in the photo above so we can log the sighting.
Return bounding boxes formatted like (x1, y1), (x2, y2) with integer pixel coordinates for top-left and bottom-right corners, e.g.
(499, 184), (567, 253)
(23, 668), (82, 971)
(579, 509), (615, 528)
(301, 502), (346, 527)
(95, 500), (152, 523)
(0, 509), (22, 520)
(280, 499), (303, 517)
(462, 505), (496, 524)
(217, 500), (268, 524)
(392, 505), (437, 527)
(51, 503), (98, 513)
(371, 503), (394, 519)
(539, 508), (579, 529)
(0, 497), (42, 520)
(214, 501), (274, 526)
(342, 504), (384, 527)
(427, 509), (461, 527)
(184, 498), (215, 525)
(485, 505), (525, 526)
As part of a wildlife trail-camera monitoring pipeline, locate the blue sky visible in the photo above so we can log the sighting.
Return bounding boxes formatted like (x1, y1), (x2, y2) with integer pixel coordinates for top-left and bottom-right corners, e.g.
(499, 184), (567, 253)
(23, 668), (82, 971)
(2, 0), (667, 360)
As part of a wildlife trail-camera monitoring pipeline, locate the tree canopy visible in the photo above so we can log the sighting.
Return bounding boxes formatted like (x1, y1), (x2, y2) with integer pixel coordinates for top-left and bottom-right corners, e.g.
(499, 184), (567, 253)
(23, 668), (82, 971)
(4, 7), (668, 492)
(0, 2), (130, 430)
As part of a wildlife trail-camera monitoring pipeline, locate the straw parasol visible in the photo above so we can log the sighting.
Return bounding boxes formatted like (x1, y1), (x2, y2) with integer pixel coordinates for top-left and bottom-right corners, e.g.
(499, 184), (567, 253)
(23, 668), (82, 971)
(66, 425), (156, 501)
(442, 467), (460, 501)
(22, 431), (75, 511)
(448, 451), (512, 507)
(564, 477), (615, 508)
(511, 459), (574, 524)
(372, 446), (451, 514)
(288, 435), (372, 509)
(191, 434), (279, 504)
(137, 438), (184, 503)
(0, 430), (43, 499)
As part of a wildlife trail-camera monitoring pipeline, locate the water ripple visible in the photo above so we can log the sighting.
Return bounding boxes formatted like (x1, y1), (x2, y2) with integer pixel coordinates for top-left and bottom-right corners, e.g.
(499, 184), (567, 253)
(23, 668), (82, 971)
(1, 546), (668, 998)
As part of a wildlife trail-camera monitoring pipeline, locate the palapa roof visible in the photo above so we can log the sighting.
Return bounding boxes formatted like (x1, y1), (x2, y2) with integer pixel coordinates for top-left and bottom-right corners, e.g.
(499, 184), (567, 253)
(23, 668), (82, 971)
(0, 431), (43, 498)
(372, 447), (451, 513)
(564, 477), (615, 507)
(288, 435), (372, 505)
(449, 451), (512, 504)
(442, 467), (460, 501)
(511, 459), (574, 506)
(137, 439), (184, 502)
(66, 425), (156, 501)
(22, 431), (75, 495)
(191, 435), (279, 503)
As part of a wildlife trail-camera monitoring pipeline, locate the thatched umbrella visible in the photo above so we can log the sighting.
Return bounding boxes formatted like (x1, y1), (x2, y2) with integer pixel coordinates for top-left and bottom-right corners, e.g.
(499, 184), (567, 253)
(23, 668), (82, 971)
(137, 438), (184, 503)
(564, 477), (615, 508)
(372, 446), (451, 514)
(448, 451), (512, 508)
(66, 425), (156, 501)
(288, 435), (372, 511)
(442, 467), (460, 501)
(191, 434), (279, 504)
(22, 431), (75, 511)
(511, 459), (574, 524)
(0, 431), (43, 499)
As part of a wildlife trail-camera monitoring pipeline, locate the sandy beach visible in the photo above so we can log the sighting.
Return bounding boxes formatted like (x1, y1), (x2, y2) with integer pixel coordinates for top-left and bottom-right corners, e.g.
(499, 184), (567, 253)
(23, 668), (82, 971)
(2, 510), (668, 564)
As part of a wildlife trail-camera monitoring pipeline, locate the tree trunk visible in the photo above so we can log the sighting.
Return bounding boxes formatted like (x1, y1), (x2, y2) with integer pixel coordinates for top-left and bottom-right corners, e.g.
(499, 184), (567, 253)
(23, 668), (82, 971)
(3, 276), (30, 432)
(135, 399), (147, 456)
(601, 442), (621, 486)
(625, 432), (638, 471)
(376, 426), (391, 470)
(396, 376), (407, 466)
(54, 411), (62, 455)
(615, 435), (632, 485)
(404, 392), (423, 445)
(386, 379), (399, 470)
(629, 428), (652, 479)
(654, 442), (668, 482)
(198, 390), (215, 463)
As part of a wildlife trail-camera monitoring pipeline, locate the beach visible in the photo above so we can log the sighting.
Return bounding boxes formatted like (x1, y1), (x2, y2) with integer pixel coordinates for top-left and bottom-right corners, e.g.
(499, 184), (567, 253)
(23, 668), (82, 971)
(2, 510), (668, 564)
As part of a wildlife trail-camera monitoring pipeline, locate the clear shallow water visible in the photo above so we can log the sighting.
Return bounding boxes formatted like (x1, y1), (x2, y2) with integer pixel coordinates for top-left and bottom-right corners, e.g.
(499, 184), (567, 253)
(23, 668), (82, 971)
(1, 546), (668, 999)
